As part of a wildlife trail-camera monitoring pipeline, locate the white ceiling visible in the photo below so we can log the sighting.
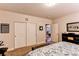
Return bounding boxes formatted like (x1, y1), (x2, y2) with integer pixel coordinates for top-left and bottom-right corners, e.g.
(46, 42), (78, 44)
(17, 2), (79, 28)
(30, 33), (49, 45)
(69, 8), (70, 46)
(0, 3), (79, 19)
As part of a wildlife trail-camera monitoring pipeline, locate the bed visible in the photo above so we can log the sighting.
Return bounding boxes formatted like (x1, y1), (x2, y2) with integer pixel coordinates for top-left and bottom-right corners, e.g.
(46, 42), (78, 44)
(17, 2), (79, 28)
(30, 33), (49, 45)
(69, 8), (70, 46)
(26, 41), (79, 56)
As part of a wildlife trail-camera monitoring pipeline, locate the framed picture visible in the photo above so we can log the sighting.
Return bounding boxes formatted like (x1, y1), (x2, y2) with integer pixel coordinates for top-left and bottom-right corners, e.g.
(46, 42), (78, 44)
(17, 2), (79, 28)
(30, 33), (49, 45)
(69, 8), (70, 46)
(0, 23), (9, 33)
(67, 22), (79, 32)
(39, 26), (43, 31)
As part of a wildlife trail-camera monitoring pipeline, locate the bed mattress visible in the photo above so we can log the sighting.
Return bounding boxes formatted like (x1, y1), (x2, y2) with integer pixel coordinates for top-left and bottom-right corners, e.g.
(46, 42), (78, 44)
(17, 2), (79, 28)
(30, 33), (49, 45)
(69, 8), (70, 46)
(26, 41), (79, 56)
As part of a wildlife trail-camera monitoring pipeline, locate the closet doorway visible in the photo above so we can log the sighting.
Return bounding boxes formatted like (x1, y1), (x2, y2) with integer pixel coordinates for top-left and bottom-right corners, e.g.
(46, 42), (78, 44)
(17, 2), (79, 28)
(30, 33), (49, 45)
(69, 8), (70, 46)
(14, 22), (37, 49)
(14, 22), (27, 49)
(27, 23), (37, 46)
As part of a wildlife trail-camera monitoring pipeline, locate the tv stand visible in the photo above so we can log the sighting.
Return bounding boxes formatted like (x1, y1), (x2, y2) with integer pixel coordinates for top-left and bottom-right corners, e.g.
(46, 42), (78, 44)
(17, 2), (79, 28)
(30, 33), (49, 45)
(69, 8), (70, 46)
(62, 33), (79, 44)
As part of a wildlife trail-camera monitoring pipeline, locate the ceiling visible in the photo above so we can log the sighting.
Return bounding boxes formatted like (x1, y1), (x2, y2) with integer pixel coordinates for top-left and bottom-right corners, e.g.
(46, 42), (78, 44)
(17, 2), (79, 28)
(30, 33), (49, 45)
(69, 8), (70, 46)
(0, 3), (79, 19)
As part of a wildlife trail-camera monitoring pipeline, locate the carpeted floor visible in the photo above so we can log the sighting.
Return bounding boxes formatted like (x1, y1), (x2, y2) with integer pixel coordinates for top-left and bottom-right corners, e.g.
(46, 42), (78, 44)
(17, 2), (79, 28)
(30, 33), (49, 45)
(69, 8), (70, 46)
(4, 43), (52, 56)
(5, 46), (32, 56)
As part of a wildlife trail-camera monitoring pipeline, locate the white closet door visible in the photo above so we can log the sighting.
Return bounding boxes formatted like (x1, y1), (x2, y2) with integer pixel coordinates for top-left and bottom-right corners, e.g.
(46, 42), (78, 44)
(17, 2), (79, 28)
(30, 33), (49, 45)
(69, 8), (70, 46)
(27, 23), (36, 46)
(53, 24), (59, 42)
(15, 22), (26, 49)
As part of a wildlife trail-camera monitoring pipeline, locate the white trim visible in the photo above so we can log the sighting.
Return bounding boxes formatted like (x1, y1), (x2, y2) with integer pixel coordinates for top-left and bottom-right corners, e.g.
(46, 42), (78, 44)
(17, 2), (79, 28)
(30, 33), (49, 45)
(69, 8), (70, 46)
(7, 48), (14, 51)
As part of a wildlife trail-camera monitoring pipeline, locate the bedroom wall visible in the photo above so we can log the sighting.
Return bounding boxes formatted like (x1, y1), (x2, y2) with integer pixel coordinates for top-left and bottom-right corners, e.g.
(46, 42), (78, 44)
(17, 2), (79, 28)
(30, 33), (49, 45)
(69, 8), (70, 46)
(53, 12), (79, 42)
(0, 10), (52, 51)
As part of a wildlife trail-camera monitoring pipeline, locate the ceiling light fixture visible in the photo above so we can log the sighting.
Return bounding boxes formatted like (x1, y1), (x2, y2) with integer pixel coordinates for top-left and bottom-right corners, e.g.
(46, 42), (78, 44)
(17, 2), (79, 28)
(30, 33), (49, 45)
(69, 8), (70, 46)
(45, 3), (56, 7)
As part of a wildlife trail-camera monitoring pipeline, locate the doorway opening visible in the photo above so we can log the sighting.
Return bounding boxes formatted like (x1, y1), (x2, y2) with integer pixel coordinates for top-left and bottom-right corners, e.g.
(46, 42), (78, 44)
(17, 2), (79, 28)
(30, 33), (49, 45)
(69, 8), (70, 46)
(45, 24), (52, 44)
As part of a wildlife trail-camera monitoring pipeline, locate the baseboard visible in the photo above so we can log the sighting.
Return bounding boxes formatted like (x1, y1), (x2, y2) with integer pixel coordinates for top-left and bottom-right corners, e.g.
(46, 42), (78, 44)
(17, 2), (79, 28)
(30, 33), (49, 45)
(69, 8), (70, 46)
(7, 48), (14, 51)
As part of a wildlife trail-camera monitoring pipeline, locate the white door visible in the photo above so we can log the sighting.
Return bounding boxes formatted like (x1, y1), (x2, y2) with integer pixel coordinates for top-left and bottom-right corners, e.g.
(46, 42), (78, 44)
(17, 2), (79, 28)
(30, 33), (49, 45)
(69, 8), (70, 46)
(15, 22), (26, 49)
(27, 23), (36, 46)
(52, 24), (59, 42)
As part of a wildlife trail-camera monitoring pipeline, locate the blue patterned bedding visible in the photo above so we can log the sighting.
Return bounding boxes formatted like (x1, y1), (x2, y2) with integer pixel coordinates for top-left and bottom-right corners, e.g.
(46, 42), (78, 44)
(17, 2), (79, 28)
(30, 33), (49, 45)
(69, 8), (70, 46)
(26, 41), (79, 56)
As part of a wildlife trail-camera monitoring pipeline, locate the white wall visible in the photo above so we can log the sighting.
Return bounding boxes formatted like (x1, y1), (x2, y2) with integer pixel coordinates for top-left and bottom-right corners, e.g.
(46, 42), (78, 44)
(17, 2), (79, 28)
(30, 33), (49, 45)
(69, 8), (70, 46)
(0, 10), (52, 51)
(53, 13), (79, 42)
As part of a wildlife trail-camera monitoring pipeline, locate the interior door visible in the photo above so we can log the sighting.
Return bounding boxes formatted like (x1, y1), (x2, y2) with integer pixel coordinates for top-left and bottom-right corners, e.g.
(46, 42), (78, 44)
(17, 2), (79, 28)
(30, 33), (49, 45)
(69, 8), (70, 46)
(27, 23), (36, 46)
(53, 24), (59, 42)
(15, 22), (26, 49)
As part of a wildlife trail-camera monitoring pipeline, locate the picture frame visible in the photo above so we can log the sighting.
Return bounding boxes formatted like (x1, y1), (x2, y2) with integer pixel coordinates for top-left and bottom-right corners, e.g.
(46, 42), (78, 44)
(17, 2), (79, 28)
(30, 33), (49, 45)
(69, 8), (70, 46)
(39, 26), (43, 31)
(67, 22), (79, 32)
(0, 23), (9, 33)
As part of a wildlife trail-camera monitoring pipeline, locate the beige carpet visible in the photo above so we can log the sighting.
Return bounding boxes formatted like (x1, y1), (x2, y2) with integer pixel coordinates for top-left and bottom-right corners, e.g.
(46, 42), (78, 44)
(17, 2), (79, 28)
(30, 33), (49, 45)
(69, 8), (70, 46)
(5, 43), (51, 56)
(5, 46), (32, 56)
